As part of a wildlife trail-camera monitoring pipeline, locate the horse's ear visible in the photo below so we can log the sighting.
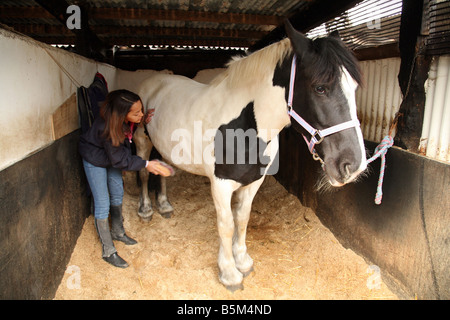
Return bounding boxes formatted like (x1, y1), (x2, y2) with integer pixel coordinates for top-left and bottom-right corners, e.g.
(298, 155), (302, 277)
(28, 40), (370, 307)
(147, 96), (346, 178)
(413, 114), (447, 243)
(329, 30), (341, 39)
(284, 19), (311, 55)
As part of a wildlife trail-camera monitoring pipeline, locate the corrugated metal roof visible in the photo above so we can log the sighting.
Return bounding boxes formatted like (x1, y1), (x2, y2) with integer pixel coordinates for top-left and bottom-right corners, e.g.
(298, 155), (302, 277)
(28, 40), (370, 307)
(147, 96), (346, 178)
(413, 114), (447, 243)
(0, 0), (405, 52)
(1, 0), (307, 48)
(307, 0), (402, 50)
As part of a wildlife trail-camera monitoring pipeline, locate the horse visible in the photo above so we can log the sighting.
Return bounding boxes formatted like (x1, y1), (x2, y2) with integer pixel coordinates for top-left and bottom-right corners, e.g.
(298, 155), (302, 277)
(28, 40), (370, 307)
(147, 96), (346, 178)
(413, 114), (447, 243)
(133, 21), (367, 291)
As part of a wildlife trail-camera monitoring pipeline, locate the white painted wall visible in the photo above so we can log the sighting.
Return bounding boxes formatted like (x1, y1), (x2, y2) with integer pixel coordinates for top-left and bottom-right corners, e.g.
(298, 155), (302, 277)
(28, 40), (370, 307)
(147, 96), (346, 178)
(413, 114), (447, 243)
(0, 28), (177, 171)
(421, 55), (450, 163)
(0, 28), (116, 171)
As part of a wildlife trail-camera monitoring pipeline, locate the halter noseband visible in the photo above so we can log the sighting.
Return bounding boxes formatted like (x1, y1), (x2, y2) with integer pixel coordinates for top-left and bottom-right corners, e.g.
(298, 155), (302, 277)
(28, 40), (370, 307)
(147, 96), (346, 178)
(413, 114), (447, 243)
(287, 54), (361, 165)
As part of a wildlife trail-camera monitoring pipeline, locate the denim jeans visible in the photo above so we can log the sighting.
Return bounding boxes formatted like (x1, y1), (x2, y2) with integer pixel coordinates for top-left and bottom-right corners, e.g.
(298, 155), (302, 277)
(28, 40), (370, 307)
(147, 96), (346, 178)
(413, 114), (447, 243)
(83, 159), (124, 220)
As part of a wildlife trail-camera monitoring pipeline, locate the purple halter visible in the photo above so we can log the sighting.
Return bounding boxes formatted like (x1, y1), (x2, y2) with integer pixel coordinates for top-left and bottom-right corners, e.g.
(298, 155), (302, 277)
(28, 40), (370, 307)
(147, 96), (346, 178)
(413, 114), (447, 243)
(287, 54), (360, 164)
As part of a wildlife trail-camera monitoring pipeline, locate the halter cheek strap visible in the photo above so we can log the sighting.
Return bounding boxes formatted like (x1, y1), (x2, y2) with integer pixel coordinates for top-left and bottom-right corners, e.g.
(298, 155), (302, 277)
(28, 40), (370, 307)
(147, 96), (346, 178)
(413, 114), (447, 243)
(287, 54), (361, 164)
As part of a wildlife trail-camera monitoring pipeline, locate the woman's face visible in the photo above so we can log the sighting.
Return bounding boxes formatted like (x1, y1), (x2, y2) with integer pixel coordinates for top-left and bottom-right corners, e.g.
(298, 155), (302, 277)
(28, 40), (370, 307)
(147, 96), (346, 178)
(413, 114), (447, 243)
(126, 100), (144, 124)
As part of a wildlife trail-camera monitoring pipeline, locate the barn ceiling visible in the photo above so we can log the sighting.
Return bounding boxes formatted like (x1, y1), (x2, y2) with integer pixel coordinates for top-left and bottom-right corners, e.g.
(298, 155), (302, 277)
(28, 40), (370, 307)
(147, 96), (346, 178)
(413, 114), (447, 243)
(0, 0), (362, 57)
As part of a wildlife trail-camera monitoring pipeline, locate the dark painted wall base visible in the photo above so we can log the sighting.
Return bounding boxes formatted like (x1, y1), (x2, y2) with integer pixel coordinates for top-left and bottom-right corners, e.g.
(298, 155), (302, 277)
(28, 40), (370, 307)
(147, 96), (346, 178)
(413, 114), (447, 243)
(0, 131), (90, 299)
(276, 127), (449, 300)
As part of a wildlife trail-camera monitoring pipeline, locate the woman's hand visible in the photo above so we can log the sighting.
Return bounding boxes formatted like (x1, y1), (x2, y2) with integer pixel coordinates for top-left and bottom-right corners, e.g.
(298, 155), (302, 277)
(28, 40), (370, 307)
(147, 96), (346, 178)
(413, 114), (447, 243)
(144, 108), (155, 125)
(145, 160), (172, 176)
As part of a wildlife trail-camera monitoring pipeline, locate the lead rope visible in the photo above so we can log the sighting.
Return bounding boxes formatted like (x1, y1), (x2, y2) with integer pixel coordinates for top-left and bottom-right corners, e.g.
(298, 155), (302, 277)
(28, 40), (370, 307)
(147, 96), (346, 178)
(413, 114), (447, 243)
(366, 113), (401, 205)
(44, 48), (82, 88)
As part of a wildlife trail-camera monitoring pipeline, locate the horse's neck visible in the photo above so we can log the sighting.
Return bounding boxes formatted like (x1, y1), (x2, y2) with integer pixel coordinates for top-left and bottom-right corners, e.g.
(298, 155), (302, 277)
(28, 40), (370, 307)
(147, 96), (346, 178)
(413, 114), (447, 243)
(250, 50), (292, 139)
(252, 85), (291, 140)
(207, 40), (292, 140)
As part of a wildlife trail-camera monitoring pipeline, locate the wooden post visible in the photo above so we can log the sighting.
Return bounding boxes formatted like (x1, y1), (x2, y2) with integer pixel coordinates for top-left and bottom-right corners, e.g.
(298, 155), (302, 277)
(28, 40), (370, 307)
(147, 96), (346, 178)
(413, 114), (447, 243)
(35, 0), (108, 61)
(396, 0), (432, 152)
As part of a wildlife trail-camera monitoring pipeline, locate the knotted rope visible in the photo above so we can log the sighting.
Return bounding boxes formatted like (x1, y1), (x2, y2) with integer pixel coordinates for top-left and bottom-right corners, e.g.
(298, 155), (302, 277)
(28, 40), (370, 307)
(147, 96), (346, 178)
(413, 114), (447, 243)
(366, 113), (401, 205)
(366, 135), (394, 204)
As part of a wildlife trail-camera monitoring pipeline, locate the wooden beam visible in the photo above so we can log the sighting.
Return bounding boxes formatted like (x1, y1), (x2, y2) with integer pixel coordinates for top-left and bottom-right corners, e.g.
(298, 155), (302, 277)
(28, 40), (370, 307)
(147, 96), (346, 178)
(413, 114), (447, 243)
(92, 25), (268, 40)
(354, 43), (400, 61)
(0, 6), (283, 26)
(33, 36), (76, 45)
(395, 0), (432, 152)
(101, 37), (253, 48)
(9, 23), (72, 36)
(89, 7), (283, 26)
(28, 34), (252, 48)
(0, 6), (52, 19)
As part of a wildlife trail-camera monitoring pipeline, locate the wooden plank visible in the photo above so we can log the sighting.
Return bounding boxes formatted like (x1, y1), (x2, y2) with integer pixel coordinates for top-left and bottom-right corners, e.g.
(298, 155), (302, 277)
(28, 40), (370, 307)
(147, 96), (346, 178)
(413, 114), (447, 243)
(92, 25), (269, 40)
(100, 37), (253, 48)
(0, 6), (282, 26)
(89, 7), (283, 26)
(0, 6), (53, 19)
(51, 93), (78, 141)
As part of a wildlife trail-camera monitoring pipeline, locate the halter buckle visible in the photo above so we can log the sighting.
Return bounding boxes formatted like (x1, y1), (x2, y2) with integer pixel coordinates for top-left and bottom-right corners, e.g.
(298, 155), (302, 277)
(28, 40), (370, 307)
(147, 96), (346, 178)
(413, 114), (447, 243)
(312, 130), (324, 145)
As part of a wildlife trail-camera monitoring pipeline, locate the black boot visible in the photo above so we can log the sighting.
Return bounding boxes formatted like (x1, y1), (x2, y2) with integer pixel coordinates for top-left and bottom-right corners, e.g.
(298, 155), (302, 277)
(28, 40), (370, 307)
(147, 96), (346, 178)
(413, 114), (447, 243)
(95, 218), (129, 268)
(110, 205), (137, 245)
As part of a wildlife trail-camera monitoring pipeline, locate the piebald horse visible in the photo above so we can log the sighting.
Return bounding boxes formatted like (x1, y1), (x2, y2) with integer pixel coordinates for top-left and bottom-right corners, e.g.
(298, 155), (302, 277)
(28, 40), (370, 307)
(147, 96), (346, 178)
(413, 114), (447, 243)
(134, 22), (367, 290)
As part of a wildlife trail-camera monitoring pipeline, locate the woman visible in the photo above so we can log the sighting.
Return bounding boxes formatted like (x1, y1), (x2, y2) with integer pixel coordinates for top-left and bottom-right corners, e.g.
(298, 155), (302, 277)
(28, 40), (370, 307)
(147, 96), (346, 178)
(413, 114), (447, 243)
(79, 89), (166, 268)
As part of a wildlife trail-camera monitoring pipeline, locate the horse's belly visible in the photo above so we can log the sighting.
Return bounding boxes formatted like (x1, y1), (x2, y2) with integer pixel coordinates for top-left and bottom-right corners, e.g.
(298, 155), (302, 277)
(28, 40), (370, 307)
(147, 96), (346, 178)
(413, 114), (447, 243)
(147, 122), (212, 177)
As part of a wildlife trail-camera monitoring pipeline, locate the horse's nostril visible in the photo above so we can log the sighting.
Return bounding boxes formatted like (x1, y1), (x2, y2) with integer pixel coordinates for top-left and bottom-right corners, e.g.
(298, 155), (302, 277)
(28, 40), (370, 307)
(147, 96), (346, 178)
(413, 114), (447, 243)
(340, 162), (353, 180)
(345, 163), (351, 176)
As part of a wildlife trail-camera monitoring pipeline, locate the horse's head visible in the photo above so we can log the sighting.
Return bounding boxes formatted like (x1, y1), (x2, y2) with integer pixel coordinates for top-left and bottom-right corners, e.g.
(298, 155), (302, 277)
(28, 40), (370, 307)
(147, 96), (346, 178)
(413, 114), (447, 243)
(284, 21), (367, 187)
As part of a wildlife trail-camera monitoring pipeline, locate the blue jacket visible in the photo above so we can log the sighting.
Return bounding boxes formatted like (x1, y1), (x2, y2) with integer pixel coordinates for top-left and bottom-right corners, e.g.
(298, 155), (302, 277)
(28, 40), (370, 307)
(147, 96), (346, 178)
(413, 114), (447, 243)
(79, 117), (146, 171)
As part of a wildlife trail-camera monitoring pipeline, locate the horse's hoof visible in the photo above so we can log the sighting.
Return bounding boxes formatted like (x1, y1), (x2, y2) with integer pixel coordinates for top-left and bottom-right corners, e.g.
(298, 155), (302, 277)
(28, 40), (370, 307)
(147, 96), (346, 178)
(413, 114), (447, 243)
(219, 269), (244, 292)
(225, 283), (244, 293)
(159, 211), (173, 219)
(138, 210), (154, 222)
(157, 201), (174, 219)
(140, 216), (153, 223)
(241, 266), (254, 278)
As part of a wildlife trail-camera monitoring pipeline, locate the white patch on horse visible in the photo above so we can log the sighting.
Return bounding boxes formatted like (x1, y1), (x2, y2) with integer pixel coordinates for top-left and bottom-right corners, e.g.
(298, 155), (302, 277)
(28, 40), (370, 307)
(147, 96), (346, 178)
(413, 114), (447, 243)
(340, 67), (367, 183)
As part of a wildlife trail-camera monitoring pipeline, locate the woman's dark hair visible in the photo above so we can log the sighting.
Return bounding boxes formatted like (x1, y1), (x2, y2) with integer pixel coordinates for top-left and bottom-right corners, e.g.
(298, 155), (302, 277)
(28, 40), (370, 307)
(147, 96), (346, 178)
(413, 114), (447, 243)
(100, 89), (142, 146)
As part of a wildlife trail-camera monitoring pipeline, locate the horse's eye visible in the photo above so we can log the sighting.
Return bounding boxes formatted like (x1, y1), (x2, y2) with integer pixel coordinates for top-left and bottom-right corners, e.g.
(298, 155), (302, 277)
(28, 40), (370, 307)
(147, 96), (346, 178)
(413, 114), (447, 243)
(315, 86), (327, 95)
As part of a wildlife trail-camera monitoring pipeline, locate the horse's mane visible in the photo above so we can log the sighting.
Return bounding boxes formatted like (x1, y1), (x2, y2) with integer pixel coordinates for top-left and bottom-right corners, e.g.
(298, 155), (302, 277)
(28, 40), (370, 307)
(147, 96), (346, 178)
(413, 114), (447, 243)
(210, 38), (292, 89)
(210, 35), (362, 89)
(305, 36), (363, 87)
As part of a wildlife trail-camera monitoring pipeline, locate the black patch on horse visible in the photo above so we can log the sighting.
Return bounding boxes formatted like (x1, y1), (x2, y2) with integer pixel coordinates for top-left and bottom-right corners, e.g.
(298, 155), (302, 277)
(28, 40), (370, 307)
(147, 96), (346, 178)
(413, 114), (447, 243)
(214, 102), (270, 186)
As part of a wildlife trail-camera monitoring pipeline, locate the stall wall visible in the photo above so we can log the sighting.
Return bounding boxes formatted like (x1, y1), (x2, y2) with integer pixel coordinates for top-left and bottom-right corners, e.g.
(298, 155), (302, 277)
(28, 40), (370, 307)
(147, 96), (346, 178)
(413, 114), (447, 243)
(276, 128), (449, 300)
(356, 57), (403, 143)
(0, 28), (116, 171)
(420, 55), (450, 162)
(0, 29), (117, 299)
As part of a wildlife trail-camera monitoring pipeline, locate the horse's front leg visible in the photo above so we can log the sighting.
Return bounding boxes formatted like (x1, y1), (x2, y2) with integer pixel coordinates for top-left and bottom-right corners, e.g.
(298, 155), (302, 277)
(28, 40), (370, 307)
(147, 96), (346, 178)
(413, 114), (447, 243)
(232, 177), (265, 276)
(156, 175), (174, 218)
(134, 125), (154, 221)
(211, 178), (243, 291)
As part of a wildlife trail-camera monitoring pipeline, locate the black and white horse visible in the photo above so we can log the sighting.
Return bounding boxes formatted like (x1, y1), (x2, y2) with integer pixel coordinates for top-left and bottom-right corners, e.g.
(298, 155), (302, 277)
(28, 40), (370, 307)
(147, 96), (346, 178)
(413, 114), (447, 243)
(134, 21), (367, 290)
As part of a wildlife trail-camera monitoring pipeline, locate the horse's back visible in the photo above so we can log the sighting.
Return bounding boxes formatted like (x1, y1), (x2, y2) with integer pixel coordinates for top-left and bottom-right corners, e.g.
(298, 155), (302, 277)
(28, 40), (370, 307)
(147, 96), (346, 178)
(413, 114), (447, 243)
(138, 73), (205, 110)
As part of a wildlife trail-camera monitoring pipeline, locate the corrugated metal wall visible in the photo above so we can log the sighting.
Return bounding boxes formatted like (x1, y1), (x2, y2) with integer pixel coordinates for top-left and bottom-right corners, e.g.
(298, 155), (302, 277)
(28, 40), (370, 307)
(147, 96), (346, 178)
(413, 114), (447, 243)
(420, 55), (450, 162)
(356, 57), (403, 143)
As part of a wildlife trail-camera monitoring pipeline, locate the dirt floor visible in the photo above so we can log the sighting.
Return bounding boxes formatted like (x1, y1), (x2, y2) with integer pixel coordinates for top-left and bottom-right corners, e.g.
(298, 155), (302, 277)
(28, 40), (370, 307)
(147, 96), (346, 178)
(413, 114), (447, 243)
(54, 170), (398, 300)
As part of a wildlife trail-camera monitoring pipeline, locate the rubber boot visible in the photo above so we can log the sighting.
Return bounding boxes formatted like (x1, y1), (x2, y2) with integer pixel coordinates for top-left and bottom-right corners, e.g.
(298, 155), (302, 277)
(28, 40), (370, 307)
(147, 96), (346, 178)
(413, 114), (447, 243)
(94, 218), (129, 268)
(110, 204), (137, 245)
